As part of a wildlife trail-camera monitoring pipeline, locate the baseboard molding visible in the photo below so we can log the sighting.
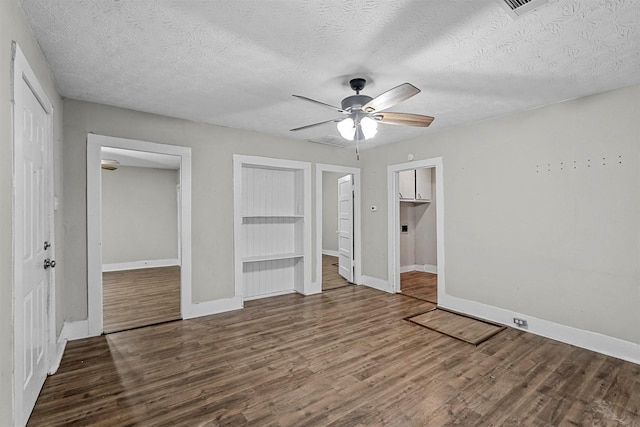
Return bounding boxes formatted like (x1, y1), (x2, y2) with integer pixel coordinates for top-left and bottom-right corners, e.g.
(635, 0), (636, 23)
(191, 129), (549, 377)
(361, 275), (393, 293)
(423, 264), (437, 274)
(49, 320), (91, 374)
(400, 264), (438, 274)
(244, 289), (295, 301)
(102, 259), (180, 272)
(182, 296), (243, 319)
(439, 293), (640, 365)
(303, 281), (322, 296)
(322, 249), (340, 257)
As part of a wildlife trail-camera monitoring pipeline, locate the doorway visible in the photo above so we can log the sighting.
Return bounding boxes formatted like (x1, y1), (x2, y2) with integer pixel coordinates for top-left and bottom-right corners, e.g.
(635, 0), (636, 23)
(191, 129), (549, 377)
(100, 147), (181, 332)
(87, 134), (192, 336)
(316, 164), (362, 293)
(388, 158), (445, 302)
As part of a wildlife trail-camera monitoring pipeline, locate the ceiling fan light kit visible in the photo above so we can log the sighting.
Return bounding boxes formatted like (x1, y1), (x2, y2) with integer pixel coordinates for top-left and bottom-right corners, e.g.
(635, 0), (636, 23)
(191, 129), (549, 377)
(291, 78), (434, 158)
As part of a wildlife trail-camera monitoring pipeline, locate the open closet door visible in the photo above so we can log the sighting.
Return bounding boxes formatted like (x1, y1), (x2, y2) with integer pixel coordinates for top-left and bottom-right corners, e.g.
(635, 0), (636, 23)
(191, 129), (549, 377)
(338, 174), (354, 283)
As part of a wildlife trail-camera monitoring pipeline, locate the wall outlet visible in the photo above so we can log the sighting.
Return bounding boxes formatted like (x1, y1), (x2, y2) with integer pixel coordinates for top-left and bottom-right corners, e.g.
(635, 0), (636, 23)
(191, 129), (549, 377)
(513, 317), (528, 328)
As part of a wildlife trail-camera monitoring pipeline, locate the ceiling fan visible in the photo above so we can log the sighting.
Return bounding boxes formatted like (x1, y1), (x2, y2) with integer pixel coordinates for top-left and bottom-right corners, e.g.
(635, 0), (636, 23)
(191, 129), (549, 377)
(290, 78), (434, 158)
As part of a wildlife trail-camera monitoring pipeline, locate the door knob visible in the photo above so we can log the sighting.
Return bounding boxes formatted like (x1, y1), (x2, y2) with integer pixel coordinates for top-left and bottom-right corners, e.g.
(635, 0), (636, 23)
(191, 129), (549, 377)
(44, 258), (56, 269)
(44, 241), (51, 250)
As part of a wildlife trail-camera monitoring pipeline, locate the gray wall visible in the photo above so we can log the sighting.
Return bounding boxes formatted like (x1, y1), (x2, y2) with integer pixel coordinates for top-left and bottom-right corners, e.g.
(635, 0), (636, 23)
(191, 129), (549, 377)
(361, 84), (640, 344)
(63, 99), (359, 319)
(101, 166), (179, 264)
(322, 171), (344, 253)
(0, 0), (64, 422)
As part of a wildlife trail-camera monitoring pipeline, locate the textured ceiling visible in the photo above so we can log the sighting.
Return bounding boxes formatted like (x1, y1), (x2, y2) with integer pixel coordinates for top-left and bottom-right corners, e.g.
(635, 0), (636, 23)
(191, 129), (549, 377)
(19, 0), (640, 148)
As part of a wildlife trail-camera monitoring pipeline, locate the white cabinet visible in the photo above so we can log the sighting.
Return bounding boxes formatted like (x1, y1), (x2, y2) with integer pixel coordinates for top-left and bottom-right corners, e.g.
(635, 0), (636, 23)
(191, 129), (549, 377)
(399, 168), (431, 203)
(399, 170), (415, 200)
(234, 156), (311, 301)
(415, 168), (431, 202)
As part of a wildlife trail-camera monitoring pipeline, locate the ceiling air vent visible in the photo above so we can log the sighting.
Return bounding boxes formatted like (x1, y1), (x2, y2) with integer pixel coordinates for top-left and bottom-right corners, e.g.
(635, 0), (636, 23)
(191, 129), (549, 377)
(499, 0), (550, 18)
(308, 135), (349, 147)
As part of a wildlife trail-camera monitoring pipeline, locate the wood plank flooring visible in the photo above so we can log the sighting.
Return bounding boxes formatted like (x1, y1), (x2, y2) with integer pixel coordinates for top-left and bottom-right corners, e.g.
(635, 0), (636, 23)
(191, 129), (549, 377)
(29, 285), (640, 426)
(102, 266), (181, 333)
(400, 270), (438, 303)
(322, 254), (350, 290)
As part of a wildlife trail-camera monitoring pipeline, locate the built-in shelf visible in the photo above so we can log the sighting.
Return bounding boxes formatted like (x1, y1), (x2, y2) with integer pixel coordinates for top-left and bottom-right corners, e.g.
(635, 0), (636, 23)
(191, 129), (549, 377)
(242, 253), (304, 263)
(234, 155), (312, 301)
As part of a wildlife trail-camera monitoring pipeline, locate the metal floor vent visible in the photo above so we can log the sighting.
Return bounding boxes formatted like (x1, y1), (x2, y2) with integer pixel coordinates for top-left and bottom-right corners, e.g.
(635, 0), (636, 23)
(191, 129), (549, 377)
(499, 0), (550, 18)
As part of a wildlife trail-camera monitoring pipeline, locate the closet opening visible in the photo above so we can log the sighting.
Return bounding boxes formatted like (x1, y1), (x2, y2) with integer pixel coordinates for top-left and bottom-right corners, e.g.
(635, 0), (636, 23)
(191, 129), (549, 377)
(388, 158), (445, 304)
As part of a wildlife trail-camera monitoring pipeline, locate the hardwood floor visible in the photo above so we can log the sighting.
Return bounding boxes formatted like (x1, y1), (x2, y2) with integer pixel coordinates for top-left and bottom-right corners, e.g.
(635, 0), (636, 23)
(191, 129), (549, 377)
(322, 254), (350, 290)
(102, 266), (181, 333)
(29, 286), (640, 426)
(400, 270), (437, 303)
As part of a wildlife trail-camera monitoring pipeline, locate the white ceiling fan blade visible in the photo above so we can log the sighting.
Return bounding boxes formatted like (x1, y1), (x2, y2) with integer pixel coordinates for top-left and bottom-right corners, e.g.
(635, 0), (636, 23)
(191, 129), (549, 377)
(362, 83), (420, 113)
(292, 95), (345, 113)
(290, 118), (342, 132)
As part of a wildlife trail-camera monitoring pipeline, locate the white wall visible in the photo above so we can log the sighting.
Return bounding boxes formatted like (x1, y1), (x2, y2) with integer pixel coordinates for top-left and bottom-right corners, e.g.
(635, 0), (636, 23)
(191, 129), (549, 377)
(400, 168), (437, 270)
(414, 168), (437, 267)
(0, 0), (64, 422)
(322, 171), (343, 254)
(101, 166), (178, 264)
(399, 203), (415, 267)
(62, 99), (359, 320)
(361, 84), (640, 345)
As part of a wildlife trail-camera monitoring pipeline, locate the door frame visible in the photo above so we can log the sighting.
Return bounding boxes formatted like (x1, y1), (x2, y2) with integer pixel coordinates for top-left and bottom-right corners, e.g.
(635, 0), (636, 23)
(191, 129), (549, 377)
(315, 164), (362, 292)
(12, 43), (56, 427)
(86, 134), (192, 336)
(387, 157), (445, 297)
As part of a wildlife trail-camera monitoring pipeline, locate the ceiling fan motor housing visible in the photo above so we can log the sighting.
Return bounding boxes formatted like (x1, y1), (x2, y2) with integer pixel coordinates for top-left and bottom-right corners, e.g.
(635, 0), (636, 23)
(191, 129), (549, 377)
(341, 94), (373, 112)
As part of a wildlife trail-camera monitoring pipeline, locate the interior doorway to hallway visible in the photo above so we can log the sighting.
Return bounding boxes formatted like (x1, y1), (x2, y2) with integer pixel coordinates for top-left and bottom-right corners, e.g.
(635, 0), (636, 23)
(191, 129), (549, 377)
(316, 164), (362, 293)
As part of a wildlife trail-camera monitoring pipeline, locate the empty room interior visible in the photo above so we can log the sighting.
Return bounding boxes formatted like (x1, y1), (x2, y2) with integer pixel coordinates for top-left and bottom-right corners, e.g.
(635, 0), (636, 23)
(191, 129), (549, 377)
(2, 0), (640, 425)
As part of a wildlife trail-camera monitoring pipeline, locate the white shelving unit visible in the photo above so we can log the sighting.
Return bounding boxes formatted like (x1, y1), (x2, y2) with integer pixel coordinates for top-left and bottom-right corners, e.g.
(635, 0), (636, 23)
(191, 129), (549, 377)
(233, 155), (312, 301)
(399, 168), (432, 203)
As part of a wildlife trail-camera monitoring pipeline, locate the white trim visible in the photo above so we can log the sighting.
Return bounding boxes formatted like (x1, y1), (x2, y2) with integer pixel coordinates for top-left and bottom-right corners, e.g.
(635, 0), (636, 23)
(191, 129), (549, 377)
(305, 281), (322, 296)
(400, 264), (438, 274)
(244, 289), (295, 301)
(321, 249), (340, 257)
(49, 320), (92, 375)
(87, 134), (192, 335)
(12, 43), (56, 427)
(439, 293), (640, 365)
(233, 155), (313, 300)
(361, 275), (393, 293)
(102, 259), (180, 272)
(182, 296), (243, 320)
(315, 164), (362, 290)
(388, 158), (445, 300)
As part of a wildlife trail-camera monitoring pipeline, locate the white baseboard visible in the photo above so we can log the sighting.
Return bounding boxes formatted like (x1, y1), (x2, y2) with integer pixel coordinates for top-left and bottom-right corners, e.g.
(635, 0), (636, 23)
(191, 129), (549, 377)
(49, 320), (91, 374)
(322, 249), (340, 257)
(102, 258), (180, 272)
(439, 293), (640, 365)
(423, 264), (438, 274)
(244, 289), (295, 301)
(400, 264), (438, 274)
(182, 296), (243, 319)
(361, 275), (393, 293)
(303, 281), (322, 296)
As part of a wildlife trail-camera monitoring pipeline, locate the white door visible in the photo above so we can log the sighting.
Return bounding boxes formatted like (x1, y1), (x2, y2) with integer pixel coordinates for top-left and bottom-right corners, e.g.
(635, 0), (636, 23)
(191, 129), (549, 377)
(337, 174), (354, 282)
(14, 47), (54, 426)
